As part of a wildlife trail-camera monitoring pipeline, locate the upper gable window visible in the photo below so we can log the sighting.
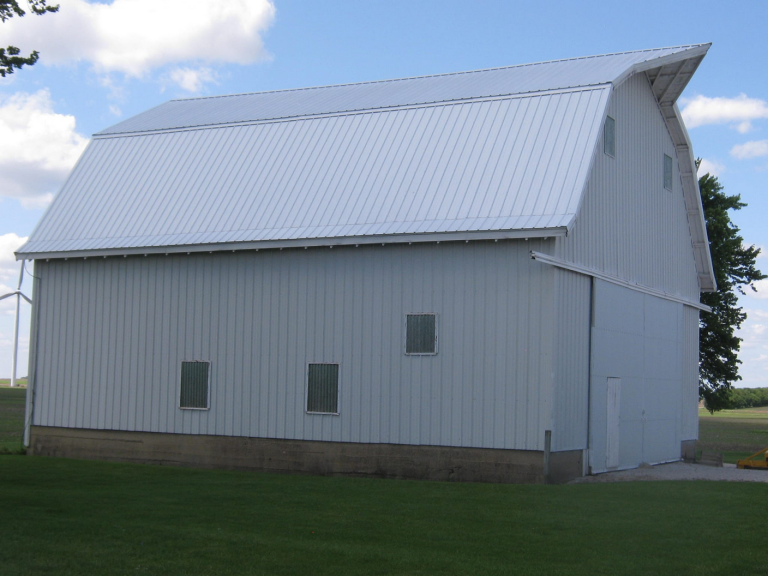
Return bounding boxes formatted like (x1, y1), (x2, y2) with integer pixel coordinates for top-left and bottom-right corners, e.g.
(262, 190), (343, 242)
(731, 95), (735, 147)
(604, 116), (616, 157)
(664, 154), (673, 191)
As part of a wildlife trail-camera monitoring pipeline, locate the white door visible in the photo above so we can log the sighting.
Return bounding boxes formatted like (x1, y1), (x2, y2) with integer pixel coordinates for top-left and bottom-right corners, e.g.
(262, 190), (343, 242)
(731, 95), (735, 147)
(606, 377), (621, 469)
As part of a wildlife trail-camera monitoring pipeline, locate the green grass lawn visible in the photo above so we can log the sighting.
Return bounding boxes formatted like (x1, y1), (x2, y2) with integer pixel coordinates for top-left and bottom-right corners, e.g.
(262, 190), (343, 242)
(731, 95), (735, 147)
(1, 456), (767, 576)
(0, 386), (26, 453)
(698, 405), (768, 463)
(0, 378), (27, 387)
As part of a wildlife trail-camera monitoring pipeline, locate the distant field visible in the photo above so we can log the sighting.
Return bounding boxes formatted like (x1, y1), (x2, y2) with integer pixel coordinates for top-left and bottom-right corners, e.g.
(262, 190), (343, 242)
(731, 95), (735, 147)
(698, 405), (768, 463)
(0, 379), (27, 388)
(0, 387), (26, 453)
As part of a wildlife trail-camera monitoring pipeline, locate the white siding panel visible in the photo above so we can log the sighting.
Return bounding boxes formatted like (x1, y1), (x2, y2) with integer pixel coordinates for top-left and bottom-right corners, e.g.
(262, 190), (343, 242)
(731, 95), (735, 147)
(589, 279), (685, 472)
(556, 73), (700, 301)
(551, 269), (591, 452)
(681, 306), (700, 440)
(30, 240), (556, 451)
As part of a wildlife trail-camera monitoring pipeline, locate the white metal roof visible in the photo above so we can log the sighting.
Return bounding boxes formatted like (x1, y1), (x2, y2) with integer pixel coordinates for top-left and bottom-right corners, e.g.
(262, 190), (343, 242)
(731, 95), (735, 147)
(98, 45), (706, 135)
(17, 44), (714, 293)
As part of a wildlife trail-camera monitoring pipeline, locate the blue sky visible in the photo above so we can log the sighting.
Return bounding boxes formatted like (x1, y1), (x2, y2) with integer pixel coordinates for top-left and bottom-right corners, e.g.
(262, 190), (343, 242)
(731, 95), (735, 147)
(1, 0), (767, 386)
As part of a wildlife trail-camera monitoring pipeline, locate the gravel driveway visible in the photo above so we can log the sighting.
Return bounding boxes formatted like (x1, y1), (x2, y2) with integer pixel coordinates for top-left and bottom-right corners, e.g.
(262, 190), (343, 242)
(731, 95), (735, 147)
(570, 462), (768, 483)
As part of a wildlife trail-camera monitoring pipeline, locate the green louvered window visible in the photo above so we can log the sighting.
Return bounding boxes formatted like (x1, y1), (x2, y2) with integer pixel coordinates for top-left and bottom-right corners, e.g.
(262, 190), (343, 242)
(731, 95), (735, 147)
(307, 363), (339, 414)
(406, 313), (437, 355)
(180, 361), (210, 409)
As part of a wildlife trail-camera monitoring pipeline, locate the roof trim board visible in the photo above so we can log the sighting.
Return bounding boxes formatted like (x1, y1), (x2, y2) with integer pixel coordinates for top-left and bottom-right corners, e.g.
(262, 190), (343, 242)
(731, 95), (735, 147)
(662, 102), (717, 291)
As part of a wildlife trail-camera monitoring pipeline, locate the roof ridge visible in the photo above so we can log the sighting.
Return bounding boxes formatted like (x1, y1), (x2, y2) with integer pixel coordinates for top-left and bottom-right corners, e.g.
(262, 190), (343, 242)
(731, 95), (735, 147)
(168, 44), (707, 104)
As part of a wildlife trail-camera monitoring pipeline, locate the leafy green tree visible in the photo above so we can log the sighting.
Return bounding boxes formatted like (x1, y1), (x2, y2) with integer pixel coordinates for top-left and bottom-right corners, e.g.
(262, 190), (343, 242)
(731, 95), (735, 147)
(698, 163), (765, 411)
(1, 0), (58, 77)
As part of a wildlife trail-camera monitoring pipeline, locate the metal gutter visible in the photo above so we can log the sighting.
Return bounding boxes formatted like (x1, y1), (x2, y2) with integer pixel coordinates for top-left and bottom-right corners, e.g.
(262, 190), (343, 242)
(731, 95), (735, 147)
(530, 251), (711, 312)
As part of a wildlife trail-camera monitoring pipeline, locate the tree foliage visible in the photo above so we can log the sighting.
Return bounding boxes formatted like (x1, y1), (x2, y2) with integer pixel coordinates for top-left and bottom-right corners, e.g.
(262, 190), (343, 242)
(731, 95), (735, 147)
(0, 0), (58, 77)
(698, 164), (765, 411)
(721, 387), (768, 410)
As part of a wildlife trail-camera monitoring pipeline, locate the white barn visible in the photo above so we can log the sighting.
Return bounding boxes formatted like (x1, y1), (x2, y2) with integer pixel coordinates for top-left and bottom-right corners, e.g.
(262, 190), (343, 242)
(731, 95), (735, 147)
(17, 45), (715, 483)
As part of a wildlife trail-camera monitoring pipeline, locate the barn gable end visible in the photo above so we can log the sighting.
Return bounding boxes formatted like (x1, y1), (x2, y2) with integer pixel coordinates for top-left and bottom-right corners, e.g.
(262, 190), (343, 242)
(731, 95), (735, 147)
(548, 72), (705, 469)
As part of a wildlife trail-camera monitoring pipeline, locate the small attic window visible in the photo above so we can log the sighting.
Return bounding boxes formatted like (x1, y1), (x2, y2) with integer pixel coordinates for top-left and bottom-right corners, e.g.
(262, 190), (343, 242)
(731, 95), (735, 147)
(664, 154), (673, 190)
(604, 116), (616, 157)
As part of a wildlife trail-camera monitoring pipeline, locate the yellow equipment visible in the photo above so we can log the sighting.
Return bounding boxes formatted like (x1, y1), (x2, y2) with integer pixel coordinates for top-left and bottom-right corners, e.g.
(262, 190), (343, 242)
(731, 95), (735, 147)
(736, 448), (768, 470)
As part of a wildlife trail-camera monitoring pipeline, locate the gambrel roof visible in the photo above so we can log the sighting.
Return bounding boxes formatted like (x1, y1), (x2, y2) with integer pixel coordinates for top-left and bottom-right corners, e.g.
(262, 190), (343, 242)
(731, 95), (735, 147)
(17, 44), (715, 290)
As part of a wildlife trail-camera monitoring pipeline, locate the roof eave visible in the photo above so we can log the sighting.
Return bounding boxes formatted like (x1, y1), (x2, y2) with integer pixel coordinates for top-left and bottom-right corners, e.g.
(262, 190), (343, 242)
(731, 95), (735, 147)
(611, 43), (711, 92)
(15, 226), (568, 261)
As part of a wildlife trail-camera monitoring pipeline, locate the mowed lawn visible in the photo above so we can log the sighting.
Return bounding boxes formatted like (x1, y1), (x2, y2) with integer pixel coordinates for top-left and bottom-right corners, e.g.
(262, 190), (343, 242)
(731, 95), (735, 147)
(698, 405), (768, 463)
(1, 456), (768, 576)
(2, 389), (768, 575)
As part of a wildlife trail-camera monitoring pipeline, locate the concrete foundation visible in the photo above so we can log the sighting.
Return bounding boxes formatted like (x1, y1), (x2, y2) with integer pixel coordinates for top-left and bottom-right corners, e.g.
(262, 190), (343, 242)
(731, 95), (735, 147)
(29, 426), (584, 484)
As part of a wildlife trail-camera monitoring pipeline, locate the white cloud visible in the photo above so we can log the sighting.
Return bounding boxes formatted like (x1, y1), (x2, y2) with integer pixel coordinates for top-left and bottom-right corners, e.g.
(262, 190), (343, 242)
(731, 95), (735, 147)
(109, 105), (122, 117)
(747, 279), (768, 300)
(736, 308), (768, 387)
(697, 158), (725, 177)
(681, 94), (768, 131)
(3, 0), (276, 78)
(165, 67), (218, 93)
(730, 140), (768, 160)
(0, 90), (88, 207)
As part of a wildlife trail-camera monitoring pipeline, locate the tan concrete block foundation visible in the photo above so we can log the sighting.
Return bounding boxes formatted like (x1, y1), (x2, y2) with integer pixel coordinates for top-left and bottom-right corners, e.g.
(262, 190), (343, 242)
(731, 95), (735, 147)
(29, 426), (583, 484)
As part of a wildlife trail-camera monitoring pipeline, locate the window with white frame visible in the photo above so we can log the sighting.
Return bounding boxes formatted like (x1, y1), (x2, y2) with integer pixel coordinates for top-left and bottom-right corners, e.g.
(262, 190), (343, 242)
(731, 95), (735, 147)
(405, 313), (437, 355)
(179, 361), (210, 409)
(306, 363), (339, 414)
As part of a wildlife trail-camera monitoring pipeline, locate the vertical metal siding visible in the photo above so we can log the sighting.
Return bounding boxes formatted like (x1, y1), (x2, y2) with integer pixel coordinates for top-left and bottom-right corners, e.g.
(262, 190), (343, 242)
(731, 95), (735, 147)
(589, 279), (685, 472)
(551, 269), (591, 452)
(680, 306), (700, 441)
(556, 73), (700, 301)
(31, 239), (555, 451)
(552, 72), (703, 461)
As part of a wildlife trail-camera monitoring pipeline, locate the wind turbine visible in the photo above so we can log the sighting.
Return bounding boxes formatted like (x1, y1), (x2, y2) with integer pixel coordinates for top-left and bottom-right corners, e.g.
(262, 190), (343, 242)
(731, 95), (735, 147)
(0, 262), (32, 388)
